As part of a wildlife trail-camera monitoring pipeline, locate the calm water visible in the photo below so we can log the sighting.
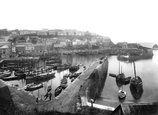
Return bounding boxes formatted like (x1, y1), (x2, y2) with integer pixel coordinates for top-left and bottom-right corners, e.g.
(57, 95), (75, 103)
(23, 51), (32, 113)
(95, 50), (158, 107)
(7, 51), (158, 104)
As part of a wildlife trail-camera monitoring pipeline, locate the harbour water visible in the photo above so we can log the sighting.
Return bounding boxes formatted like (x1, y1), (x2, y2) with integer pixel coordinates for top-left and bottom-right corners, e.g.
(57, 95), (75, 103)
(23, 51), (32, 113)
(6, 50), (158, 104)
(95, 50), (158, 107)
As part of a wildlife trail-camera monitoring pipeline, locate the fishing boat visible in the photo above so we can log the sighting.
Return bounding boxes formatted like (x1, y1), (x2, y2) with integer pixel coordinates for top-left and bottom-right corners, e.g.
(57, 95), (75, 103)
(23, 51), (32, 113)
(109, 62), (128, 100)
(109, 62), (131, 87)
(130, 62), (143, 100)
(69, 65), (79, 73)
(54, 86), (63, 97)
(2, 75), (26, 81)
(14, 70), (26, 77)
(116, 73), (125, 88)
(26, 72), (55, 84)
(46, 63), (60, 70)
(124, 76), (131, 85)
(46, 59), (62, 65)
(24, 83), (43, 91)
(57, 64), (70, 71)
(0, 71), (12, 79)
(26, 71), (55, 80)
(68, 72), (82, 79)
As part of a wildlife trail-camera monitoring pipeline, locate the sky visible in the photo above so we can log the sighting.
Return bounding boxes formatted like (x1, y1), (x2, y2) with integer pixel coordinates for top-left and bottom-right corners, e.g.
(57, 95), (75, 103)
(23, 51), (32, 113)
(0, 0), (158, 44)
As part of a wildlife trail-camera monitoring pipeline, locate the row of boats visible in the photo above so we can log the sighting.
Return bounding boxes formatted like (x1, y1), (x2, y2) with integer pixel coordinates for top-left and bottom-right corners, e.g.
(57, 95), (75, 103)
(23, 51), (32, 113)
(0, 63), (81, 81)
(0, 70), (55, 81)
(54, 71), (82, 97)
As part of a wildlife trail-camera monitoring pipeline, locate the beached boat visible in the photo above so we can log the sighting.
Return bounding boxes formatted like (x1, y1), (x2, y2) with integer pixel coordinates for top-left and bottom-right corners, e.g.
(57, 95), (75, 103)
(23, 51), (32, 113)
(68, 72), (82, 79)
(124, 76), (131, 85)
(118, 90), (126, 99)
(130, 76), (143, 100)
(61, 77), (67, 84)
(116, 73), (125, 88)
(54, 86), (63, 97)
(69, 65), (79, 72)
(109, 62), (131, 89)
(24, 83), (43, 91)
(130, 62), (143, 100)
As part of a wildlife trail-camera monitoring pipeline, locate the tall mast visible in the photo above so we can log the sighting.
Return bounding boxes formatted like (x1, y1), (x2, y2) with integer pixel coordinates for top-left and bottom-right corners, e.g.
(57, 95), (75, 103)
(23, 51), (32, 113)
(133, 62), (137, 78)
(119, 61), (120, 74)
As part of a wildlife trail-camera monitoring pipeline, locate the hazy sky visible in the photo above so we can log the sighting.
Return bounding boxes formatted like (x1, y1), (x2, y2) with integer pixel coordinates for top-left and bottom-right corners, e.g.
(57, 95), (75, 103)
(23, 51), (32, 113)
(0, 0), (158, 43)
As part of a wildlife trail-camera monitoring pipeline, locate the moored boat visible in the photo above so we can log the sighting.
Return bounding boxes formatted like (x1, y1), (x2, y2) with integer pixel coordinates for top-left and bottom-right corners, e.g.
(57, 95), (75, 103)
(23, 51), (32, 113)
(130, 76), (143, 100)
(118, 90), (126, 99)
(57, 64), (70, 71)
(69, 65), (79, 73)
(68, 72), (82, 79)
(0, 71), (12, 79)
(24, 83), (43, 91)
(2, 75), (26, 81)
(54, 86), (63, 97)
(130, 62), (143, 100)
(14, 71), (26, 77)
(116, 73), (125, 88)
(26, 71), (55, 80)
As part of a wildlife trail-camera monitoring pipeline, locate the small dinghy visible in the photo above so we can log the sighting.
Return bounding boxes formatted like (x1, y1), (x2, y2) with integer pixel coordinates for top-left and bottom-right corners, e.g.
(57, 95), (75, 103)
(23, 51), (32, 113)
(118, 89), (126, 99)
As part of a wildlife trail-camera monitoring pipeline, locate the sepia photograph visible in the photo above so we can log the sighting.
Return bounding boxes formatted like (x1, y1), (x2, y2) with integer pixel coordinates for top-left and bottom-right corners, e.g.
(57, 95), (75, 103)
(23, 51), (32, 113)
(0, 0), (158, 115)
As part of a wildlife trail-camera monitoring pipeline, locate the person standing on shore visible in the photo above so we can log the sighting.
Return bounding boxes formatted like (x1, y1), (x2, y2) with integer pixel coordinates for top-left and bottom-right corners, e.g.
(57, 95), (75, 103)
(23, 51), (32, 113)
(44, 85), (52, 101)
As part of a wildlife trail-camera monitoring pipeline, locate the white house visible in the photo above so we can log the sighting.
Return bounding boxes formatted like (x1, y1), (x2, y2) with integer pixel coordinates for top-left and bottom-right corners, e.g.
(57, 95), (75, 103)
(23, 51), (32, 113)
(72, 39), (82, 46)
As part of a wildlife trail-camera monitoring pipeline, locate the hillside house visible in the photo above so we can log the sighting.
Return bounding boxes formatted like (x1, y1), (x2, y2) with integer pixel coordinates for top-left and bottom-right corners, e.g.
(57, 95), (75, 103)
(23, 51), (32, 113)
(0, 45), (11, 58)
(48, 30), (56, 35)
(37, 31), (48, 36)
(34, 44), (47, 54)
(75, 31), (85, 36)
(117, 42), (128, 48)
(72, 39), (82, 46)
(15, 45), (25, 54)
(25, 43), (34, 53)
(89, 38), (97, 45)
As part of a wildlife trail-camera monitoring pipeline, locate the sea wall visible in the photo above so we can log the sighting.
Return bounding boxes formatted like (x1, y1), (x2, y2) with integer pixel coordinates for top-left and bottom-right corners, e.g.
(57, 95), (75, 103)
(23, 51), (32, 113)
(79, 58), (108, 102)
(38, 57), (109, 113)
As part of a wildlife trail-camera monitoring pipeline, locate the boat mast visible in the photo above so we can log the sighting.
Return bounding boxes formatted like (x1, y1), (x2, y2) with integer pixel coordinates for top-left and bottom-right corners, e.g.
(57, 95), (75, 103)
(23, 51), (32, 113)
(119, 61), (120, 74)
(133, 62), (137, 78)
